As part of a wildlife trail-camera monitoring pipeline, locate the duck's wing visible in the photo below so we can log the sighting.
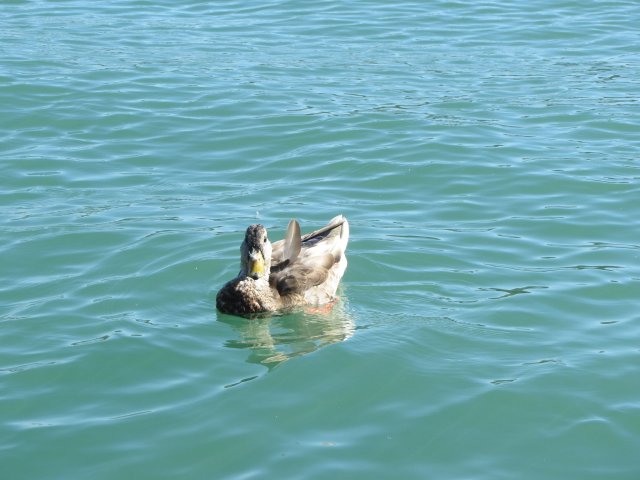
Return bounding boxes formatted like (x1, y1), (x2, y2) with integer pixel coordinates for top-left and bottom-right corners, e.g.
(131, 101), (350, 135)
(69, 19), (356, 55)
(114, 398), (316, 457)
(283, 219), (301, 262)
(271, 253), (336, 296)
(271, 215), (349, 300)
(298, 215), (348, 264)
(300, 215), (346, 244)
(271, 219), (301, 267)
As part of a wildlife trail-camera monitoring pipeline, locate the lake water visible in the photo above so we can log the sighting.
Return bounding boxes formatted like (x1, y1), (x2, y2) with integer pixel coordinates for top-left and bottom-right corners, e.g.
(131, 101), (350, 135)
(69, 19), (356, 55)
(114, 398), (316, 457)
(2, 1), (639, 478)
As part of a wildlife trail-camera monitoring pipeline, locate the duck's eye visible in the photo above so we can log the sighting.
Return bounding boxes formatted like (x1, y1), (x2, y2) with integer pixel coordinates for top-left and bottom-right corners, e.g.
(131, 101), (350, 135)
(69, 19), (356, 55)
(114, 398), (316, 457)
(263, 236), (267, 243)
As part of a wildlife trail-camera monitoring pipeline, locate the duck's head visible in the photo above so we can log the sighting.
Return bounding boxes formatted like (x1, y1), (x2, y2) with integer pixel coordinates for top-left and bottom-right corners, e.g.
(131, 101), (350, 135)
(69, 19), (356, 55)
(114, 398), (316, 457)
(240, 224), (272, 280)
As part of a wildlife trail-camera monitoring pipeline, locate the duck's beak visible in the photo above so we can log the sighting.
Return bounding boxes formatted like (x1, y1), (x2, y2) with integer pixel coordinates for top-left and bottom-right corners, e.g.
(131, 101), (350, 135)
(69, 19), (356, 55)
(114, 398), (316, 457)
(248, 252), (265, 279)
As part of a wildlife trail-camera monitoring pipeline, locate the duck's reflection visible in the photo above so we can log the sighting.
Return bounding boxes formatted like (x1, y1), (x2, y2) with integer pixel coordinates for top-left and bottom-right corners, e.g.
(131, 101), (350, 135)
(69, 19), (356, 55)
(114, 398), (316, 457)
(218, 295), (355, 371)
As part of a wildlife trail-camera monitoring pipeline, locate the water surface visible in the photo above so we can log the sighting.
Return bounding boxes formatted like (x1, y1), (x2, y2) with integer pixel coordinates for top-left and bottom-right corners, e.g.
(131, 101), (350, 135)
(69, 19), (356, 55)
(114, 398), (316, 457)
(2, 1), (639, 478)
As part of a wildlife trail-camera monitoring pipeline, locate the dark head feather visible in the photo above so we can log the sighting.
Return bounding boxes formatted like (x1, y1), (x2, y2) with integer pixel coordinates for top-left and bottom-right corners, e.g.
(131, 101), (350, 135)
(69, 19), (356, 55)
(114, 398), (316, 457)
(245, 224), (268, 250)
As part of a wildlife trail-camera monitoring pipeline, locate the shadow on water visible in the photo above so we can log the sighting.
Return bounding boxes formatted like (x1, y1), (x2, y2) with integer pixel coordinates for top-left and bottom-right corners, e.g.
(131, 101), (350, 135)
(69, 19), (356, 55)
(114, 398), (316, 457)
(217, 296), (355, 381)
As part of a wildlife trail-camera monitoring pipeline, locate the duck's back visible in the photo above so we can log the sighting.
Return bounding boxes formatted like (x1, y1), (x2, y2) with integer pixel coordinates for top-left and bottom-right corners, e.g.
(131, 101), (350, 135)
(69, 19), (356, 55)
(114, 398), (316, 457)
(270, 215), (349, 306)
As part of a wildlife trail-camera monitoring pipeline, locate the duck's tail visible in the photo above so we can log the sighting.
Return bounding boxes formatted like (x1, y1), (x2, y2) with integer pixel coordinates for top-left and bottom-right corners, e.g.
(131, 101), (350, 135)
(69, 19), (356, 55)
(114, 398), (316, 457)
(301, 215), (349, 256)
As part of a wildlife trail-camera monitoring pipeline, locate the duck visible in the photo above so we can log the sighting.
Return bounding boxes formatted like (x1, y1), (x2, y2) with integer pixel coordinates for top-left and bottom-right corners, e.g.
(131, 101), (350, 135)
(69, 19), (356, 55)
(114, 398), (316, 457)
(216, 215), (349, 317)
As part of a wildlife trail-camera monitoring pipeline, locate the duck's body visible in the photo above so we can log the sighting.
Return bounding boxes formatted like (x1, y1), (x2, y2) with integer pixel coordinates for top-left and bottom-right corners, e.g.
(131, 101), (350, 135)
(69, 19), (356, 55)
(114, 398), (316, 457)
(216, 215), (349, 317)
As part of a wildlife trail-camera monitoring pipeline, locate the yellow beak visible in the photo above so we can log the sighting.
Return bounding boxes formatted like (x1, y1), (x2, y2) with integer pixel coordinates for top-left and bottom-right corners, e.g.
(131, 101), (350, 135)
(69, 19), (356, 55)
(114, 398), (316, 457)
(249, 254), (265, 278)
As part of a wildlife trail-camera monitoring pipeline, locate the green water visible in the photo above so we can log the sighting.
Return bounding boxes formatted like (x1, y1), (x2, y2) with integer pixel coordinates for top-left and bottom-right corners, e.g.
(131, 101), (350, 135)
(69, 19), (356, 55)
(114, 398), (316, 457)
(2, 1), (639, 478)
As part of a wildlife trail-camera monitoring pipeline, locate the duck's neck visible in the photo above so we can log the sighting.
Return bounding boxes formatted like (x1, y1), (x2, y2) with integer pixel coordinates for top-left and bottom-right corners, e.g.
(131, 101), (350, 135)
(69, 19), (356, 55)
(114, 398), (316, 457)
(244, 275), (278, 312)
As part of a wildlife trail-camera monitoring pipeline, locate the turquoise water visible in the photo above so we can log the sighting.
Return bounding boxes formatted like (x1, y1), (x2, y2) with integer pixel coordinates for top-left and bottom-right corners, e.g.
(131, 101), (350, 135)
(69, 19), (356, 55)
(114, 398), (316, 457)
(2, 0), (640, 478)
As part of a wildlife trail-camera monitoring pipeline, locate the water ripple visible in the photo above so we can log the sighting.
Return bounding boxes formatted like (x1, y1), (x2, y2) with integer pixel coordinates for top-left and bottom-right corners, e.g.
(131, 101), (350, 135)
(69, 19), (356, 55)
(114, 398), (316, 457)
(2, 1), (640, 479)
